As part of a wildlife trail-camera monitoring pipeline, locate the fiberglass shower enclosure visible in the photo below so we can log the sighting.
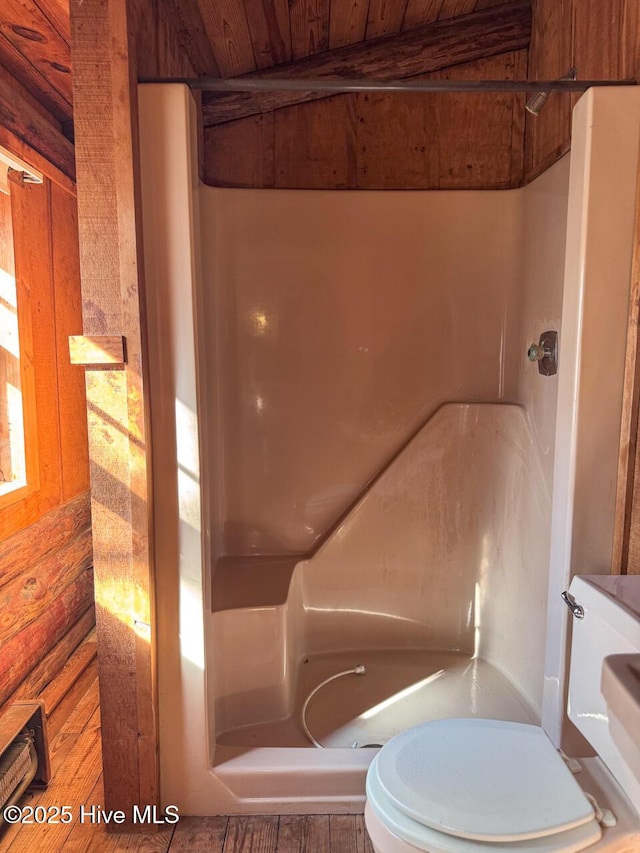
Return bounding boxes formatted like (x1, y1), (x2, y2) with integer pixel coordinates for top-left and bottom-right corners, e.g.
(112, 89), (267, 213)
(139, 85), (640, 814)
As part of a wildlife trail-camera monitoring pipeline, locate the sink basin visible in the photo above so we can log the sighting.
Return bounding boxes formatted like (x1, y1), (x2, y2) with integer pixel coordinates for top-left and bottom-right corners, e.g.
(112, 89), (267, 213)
(602, 654), (640, 782)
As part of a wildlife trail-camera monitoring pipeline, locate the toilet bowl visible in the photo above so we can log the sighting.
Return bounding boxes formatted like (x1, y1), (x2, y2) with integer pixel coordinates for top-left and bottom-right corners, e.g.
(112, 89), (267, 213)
(364, 576), (640, 852)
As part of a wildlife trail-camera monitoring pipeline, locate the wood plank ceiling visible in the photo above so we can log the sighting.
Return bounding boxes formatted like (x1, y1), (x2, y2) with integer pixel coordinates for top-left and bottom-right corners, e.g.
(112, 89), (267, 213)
(0, 0), (517, 132)
(201, 2), (531, 125)
(197, 0), (510, 76)
(0, 0), (72, 125)
(3, 0), (638, 189)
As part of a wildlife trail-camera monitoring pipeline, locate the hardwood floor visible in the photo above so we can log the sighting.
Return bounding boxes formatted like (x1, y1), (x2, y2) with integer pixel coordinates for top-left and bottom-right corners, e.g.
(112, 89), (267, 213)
(0, 667), (375, 852)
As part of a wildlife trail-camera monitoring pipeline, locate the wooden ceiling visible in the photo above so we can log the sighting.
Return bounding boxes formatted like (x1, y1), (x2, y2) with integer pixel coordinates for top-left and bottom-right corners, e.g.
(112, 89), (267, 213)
(196, 0), (511, 76)
(200, 2), (531, 125)
(0, 0), (529, 130)
(0, 0), (72, 124)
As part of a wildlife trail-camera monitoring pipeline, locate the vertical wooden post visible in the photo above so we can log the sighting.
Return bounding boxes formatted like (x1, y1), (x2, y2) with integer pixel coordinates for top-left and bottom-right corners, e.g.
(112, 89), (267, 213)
(614, 138), (640, 575)
(69, 0), (158, 821)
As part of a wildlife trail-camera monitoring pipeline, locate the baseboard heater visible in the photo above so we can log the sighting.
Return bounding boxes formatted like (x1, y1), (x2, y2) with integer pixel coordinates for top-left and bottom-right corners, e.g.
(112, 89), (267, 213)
(0, 702), (50, 826)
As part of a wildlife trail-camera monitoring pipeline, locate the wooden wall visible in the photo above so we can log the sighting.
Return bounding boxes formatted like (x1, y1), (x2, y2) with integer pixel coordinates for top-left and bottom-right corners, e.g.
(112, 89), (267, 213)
(0, 169), (93, 726)
(204, 50), (528, 190)
(525, 0), (640, 182)
(0, 498), (94, 707)
(203, 0), (640, 190)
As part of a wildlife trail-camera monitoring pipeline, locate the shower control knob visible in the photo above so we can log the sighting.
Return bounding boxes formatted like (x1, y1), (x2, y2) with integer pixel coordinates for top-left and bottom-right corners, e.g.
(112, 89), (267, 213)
(527, 331), (558, 376)
(527, 343), (548, 362)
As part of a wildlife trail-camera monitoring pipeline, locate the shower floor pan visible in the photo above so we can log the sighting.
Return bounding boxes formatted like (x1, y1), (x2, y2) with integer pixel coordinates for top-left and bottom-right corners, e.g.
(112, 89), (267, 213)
(212, 649), (535, 812)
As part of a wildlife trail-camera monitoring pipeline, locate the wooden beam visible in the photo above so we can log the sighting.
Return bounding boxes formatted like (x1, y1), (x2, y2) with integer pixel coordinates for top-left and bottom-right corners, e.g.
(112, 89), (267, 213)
(0, 64), (75, 180)
(51, 182), (90, 501)
(69, 335), (126, 366)
(69, 0), (158, 827)
(202, 0), (532, 126)
(613, 134), (640, 575)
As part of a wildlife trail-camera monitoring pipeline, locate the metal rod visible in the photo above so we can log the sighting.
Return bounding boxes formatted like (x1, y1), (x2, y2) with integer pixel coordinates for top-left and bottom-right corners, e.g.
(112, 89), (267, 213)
(139, 77), (636, 94)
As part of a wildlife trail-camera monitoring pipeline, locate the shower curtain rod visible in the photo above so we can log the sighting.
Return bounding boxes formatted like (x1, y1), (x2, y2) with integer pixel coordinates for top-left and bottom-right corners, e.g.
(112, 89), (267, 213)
(140, 77), (635, 94)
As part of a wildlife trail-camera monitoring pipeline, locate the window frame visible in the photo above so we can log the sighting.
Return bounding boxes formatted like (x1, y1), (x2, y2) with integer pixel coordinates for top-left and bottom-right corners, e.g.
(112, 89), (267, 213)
(0, 152), (44, 512)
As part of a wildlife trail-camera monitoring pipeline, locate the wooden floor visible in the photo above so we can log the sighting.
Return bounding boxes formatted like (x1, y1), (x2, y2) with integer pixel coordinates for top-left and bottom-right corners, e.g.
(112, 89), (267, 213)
(0, 668), (375, 852)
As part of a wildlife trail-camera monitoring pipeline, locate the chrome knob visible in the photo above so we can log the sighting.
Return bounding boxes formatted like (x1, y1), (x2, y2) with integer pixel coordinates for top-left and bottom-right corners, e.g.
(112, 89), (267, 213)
(527, 343), (548, 362)
(527, 331), (558, 376)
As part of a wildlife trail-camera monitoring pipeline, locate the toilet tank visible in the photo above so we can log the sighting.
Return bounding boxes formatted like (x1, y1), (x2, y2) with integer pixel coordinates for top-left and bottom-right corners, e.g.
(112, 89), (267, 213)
(567, 575), (640, 813)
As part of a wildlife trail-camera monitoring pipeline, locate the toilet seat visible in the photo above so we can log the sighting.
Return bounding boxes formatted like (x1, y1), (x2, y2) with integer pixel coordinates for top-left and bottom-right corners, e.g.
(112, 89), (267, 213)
(366, 779), (602, 853)
(367, 719), (603, 853)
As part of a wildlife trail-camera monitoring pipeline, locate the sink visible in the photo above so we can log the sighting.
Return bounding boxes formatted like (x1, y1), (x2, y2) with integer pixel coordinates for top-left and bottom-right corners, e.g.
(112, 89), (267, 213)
(602, 654), (640, 782)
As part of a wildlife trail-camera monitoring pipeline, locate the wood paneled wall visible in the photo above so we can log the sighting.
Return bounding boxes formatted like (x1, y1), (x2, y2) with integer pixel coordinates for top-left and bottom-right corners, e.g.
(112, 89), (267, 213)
(203, 0), (640, 190)
(204, 50), (528, 189)
(0, 167), (93, 721)
(525, 0), (640, 182)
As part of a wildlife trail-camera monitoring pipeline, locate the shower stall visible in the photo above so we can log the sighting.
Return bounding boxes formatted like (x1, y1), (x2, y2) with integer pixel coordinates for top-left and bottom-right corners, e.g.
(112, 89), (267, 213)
(139, 86), (640, 813)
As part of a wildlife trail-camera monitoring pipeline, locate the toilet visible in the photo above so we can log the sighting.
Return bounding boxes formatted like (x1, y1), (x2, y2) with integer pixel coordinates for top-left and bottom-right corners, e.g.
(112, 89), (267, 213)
(365, 576), (640, 852)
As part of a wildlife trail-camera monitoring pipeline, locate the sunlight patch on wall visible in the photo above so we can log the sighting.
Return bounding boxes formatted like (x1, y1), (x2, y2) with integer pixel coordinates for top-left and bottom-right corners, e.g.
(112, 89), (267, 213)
(180, 578), (205, 671)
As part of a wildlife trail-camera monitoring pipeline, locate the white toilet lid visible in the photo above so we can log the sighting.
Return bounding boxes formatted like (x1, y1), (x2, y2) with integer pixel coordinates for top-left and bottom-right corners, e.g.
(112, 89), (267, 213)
(366, 755), (602, 853)
(374, 719), (597, 842)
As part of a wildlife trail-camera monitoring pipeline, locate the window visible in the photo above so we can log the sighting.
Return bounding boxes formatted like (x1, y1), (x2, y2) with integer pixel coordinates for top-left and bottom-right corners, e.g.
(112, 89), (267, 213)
(0, 190), (24, 494)
(0, 149), (42, 504)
